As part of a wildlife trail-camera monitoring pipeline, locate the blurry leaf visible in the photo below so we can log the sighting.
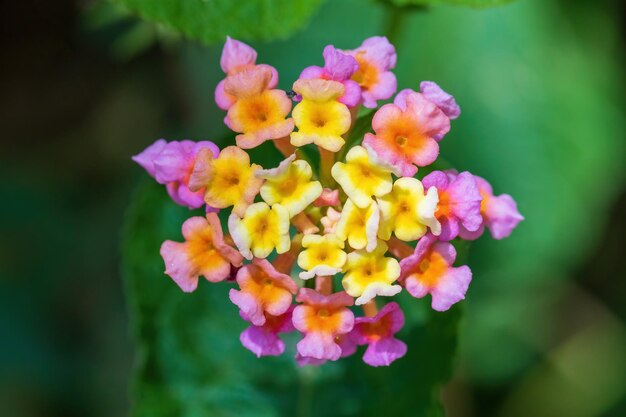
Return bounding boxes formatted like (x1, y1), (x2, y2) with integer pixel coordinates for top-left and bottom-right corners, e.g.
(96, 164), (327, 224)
(122, 179), (462, 416)
(112, 0), (326, 44)
(388, 0), (515, 7)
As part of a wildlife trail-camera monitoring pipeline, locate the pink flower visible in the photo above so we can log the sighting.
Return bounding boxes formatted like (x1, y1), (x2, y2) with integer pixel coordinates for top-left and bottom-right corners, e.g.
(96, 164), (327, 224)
(215, 37), (279, 110)
(295, 333), (356, 367)
(422, 170), (483, 241)
(229, 258), (298, 326)
(240, 308), (295, 358)
(132, 139), (220, 209)
(399, 234), (472, 312)
(345, 36), (397, 108)
(292, 289), (354, 361)
(459, 176), (524, 240)
(313, 188), (340, 207)
(351, 302), (407, 367)
(395, 82), (460, 131)
(160, 214), (243, 292)
(363, 91), (450, 176)
(299, 45), (362, 107)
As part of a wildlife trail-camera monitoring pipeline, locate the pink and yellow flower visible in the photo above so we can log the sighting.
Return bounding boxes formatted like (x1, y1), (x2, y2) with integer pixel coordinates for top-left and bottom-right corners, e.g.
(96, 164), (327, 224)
(342, 241), (401, 305)
(292, 289), (354, 361)
(215, 36), (279, 110)
(351, 302), (407, 367)
(160, 213), (243, 292)
(422, 170), (483, 241)
(240, 308), (295, 358)
(189, 146), (263, 216)
(331, 145), (393, 209)
(396, 81), (461, 124)
(297, 233), (347, 280)
(229, 258), (298, 326)
(399, 234), (472, 311)
(344, 36), (397, 108)
(132, 139), (220, 209)
(298, 45), (361, 107)
(335, 199), (380, 252)
(256, 154), (323, 218)
(459, 175), (524, 240)
(229, 202), (291, 260)
(378, 177), (441, 242)
(224, 66), (294, 149)
(290, 79), (351, 152)
(363, 90), (450, 177)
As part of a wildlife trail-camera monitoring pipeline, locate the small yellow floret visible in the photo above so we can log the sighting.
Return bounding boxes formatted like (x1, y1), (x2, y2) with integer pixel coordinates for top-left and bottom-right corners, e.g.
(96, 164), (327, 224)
(229, 202), (291, 260)
(297, 234), (347, 280)
(377, 177), (441, 241)
(257, 155), (322, 218)
(331, 146), (392, 208)
(342, 241), (401, 305)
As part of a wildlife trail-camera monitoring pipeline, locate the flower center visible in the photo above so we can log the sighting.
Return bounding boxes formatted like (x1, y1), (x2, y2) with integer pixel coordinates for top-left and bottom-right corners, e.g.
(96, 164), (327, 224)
(318, 308), (330, 318)
(395, 135), (408, 146)
(419, 259), (430, 272)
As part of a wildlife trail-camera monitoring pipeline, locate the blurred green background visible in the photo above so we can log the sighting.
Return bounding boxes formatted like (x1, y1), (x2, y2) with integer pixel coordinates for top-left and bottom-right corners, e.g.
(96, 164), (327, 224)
(1, 0), (625, 416)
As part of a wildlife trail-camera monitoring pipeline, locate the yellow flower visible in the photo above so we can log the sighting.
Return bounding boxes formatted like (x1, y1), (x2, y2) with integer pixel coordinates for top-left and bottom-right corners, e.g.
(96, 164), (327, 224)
(229, 202), (291, 260)
(290, 79), (351, 152)
(331, 146), (393, 208)
(377, 177), (441, 241)
(297, 234), (347, 280)
(189, 146), (263, 216)
(335, 199), (380, 252)
(256, 154), (323, 218)
(342, 241), (401, 305)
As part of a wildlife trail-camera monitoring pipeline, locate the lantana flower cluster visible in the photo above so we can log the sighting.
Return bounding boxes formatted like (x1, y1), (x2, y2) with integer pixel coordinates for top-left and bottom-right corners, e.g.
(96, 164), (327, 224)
(133, 36), (524, 367)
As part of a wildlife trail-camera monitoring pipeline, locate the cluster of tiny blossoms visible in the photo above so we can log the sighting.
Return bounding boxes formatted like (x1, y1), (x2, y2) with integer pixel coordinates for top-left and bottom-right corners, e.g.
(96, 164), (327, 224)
(132, 36), (524, 367)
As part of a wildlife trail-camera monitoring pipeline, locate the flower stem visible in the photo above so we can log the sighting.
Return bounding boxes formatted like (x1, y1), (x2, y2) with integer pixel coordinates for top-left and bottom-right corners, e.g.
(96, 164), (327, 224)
(273, 136), (296, 158)
(387, 236), (414, 259)
(273, 235), (302, 275)
(292, 212), (319, 235)
(315, 276), (332, 295)
(362, 299), (379, 317)
(318, 146), (336, 187)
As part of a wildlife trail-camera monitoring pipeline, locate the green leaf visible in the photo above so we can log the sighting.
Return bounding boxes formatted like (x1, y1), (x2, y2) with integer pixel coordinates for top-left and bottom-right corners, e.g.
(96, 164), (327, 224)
(122, 179), (461, 416)
(338, 111), (375, 161)
(388, 0), (515, 7)
(111, 0), (326, 44)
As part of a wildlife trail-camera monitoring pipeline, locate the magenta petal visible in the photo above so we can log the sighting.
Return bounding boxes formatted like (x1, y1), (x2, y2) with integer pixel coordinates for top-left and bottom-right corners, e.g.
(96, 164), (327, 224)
(362, 337), (407, 367)
(437, 217), (460, 242)
(458, 224), (485, 241)
(422, 170), (450, 191)
(362, 71), (396, 108)
(339, 79), (362, 107)
(215, 80), (236, 110)
(221, 36), (257, 73)
(297, 332), (341, 361)
(420, 81), (461, 120)
(159, 241), (198, 292)
(299, 65), (325, 80)
(360, 36), (397, 69)
(132, 139), (167, 178)
(323, 45), (359, 80)
(393, 88), (413, 111)
(240, 325), (285, 358)
(448, 171), (483, 232)
(153, 141), (190, 184)
(430, 265), (472, 312)
(295, 353), (327, 367)
(172, 183), (205, 209)
(229, 289), (265, 326)
(485, 194), (524, 239)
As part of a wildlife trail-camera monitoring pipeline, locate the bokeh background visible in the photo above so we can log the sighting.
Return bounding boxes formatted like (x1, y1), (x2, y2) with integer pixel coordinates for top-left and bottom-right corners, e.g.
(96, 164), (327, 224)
(1, 0), (625, 416)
